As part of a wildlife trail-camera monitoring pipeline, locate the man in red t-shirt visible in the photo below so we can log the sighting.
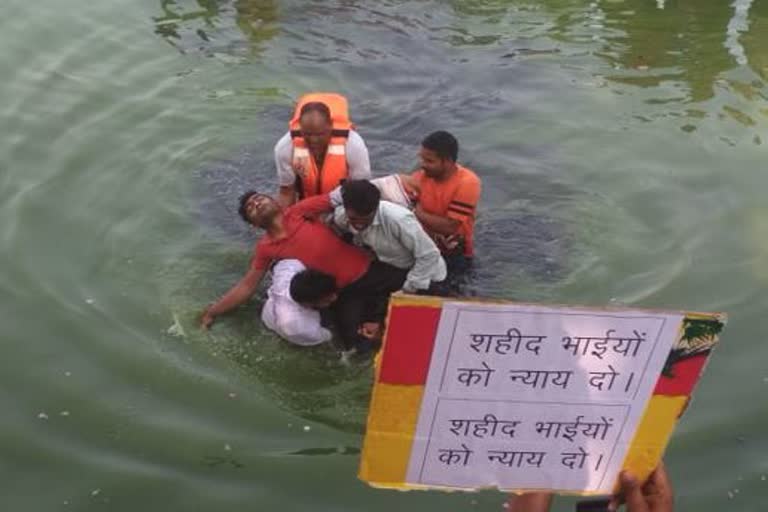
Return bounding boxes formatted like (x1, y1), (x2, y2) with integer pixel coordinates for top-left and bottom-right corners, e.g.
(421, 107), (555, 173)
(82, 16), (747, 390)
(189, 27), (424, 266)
(200, 192), (406, 352)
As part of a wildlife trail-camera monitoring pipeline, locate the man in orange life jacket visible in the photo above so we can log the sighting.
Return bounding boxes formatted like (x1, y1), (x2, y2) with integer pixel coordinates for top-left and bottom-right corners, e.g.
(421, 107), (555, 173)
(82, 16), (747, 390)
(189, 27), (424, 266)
(274, 93), (371, 207)
(412, 130), (481, 292)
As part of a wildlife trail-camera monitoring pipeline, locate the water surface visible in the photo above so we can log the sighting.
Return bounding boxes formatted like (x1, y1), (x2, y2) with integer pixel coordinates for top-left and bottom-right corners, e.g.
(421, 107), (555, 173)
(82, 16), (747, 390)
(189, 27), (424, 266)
(2, 0), (767, 510)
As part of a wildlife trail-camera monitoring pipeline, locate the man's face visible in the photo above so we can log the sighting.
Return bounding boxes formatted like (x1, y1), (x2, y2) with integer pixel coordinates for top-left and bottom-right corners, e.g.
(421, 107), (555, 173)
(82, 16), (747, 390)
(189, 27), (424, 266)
(346, 207), (376, 232)
(300, 112), (333, 155)
(419, 147), (448, 178)
(244, 194), (280, 227)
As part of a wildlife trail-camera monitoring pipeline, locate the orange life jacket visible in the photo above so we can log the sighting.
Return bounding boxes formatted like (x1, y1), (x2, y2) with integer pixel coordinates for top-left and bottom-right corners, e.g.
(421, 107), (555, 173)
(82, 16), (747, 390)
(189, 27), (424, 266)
(289, 92), (353, 198)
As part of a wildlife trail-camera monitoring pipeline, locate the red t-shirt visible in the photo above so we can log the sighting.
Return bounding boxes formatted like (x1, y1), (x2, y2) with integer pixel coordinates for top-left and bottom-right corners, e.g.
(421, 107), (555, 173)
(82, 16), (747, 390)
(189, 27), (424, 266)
(413, 165), (481, 257)
(250, 195), (370, 287)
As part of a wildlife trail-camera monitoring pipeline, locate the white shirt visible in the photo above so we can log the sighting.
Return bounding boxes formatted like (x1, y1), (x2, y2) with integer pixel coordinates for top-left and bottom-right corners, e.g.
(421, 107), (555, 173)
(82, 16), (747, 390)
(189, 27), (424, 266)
(328, 174), (414, 210)
(274, 130), (371, 187)
(371, 175), (414, 209)
(261, 259), (331, 346)
(333, 201), (447, 292)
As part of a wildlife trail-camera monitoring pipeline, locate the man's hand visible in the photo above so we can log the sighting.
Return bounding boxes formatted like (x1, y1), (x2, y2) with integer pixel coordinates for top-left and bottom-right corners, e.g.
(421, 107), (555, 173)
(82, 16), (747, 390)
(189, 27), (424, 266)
(434, 233), (461, 252)
(506, 492), (552, 512)
(357, 322), (382, 340)
(609, 463), (673, 512)
(200, 307), (216, 330)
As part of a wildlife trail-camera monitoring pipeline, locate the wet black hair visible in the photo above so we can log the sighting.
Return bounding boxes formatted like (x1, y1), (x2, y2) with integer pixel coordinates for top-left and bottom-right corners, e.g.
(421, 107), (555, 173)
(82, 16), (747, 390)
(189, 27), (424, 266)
(238, 190), (261, 224)
(299, 101), (332, 124)
(289, 269), (337, 304)
(341, 180), (381, 216)
(421, 130), (459, 162)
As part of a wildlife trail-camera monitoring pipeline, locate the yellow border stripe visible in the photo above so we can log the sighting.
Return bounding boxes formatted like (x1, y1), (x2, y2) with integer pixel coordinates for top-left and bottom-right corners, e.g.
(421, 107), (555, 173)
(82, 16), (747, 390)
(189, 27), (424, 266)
(359, 383), (424, 485)
(621, 395), (688, 487)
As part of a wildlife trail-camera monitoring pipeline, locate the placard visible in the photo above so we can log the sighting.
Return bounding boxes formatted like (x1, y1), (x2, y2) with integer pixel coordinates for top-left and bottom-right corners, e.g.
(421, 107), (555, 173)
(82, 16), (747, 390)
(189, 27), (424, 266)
(359, 295), (725, 494)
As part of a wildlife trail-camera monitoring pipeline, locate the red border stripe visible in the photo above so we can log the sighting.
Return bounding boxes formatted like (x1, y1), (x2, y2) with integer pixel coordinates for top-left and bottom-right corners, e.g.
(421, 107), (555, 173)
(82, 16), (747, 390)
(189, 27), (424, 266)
(379, 306), (442, 385)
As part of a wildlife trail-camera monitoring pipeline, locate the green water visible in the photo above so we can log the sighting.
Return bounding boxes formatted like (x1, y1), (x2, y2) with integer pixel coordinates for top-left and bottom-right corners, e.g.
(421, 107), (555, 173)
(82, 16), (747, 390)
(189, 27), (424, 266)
(2, 0), (767, 510)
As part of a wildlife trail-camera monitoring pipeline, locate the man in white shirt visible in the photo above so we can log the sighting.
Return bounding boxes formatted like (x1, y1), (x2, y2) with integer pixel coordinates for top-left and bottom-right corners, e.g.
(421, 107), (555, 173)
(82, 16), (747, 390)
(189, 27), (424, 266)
(325, 179), (446, 349)
(333, 180), (446, 293)
(260, 259), (332, 346)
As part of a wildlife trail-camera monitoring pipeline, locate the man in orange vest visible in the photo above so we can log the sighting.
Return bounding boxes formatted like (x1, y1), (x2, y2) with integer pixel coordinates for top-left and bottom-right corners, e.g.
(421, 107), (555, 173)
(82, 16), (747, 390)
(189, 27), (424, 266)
(411, 130), (481, 293)
(274, 93), (371, 207)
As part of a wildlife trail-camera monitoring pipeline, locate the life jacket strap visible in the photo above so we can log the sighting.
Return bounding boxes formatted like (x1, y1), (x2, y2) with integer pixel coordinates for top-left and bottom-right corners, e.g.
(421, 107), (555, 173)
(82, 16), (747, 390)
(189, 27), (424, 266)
(290, 129), (350, 139)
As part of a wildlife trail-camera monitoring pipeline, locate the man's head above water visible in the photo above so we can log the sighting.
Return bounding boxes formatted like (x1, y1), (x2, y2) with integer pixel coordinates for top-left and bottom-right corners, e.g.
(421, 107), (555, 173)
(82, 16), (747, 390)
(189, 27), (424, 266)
(419, 130), (459, 180)
(290, 269), (338, 309)
(238, 191), (281, 228)
(341, 179), (381, 232)
(299, 101), (333, 156)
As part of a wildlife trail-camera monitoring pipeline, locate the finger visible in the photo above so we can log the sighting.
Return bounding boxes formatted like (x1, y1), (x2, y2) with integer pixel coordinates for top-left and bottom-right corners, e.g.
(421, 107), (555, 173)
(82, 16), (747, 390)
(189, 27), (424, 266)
(507, 492), (552, 512)
(608, 481), (626, 512)
(621, 471), (649, 512)
(649, 462), (673, 499)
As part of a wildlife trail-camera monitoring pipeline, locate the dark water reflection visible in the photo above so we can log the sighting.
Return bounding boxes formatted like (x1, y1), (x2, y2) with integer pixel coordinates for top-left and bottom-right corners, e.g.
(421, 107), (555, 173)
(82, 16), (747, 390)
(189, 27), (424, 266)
(155, 0), (767, 112)
(154, 0), (279, 55)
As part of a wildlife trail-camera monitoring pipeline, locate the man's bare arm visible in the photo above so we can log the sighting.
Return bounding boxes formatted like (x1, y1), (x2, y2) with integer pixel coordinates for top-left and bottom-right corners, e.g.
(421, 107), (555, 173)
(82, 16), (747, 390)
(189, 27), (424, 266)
(414, 203), (460, 236)
(201, 265), (266, 329)
(277, 186), (296, 208)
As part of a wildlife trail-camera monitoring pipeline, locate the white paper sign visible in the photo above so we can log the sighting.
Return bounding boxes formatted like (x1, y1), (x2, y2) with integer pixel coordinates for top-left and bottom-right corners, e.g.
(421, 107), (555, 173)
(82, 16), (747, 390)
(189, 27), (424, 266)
(405, 302), (683, 493)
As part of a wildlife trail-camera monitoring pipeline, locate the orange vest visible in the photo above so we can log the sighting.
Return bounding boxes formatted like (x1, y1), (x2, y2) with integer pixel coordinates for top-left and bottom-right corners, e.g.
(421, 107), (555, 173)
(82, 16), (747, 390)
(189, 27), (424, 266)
(289, 93), (352, 198)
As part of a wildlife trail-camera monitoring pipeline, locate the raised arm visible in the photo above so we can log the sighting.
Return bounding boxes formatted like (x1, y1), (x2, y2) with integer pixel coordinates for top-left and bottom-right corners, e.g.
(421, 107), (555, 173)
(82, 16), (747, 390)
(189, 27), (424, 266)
(290, 193), (334, 219)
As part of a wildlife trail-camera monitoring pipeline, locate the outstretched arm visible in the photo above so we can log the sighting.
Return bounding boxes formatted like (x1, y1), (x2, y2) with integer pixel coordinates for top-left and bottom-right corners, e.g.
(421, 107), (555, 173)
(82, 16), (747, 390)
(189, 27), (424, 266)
(201, 265), (266, 329)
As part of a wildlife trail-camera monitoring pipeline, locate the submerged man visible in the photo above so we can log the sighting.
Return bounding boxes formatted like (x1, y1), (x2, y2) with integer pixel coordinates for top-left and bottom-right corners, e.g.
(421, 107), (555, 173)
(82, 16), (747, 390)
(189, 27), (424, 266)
(274, 93), (371, 207)
(412, 130), (481, 284)
(289, 268), (385, 353)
